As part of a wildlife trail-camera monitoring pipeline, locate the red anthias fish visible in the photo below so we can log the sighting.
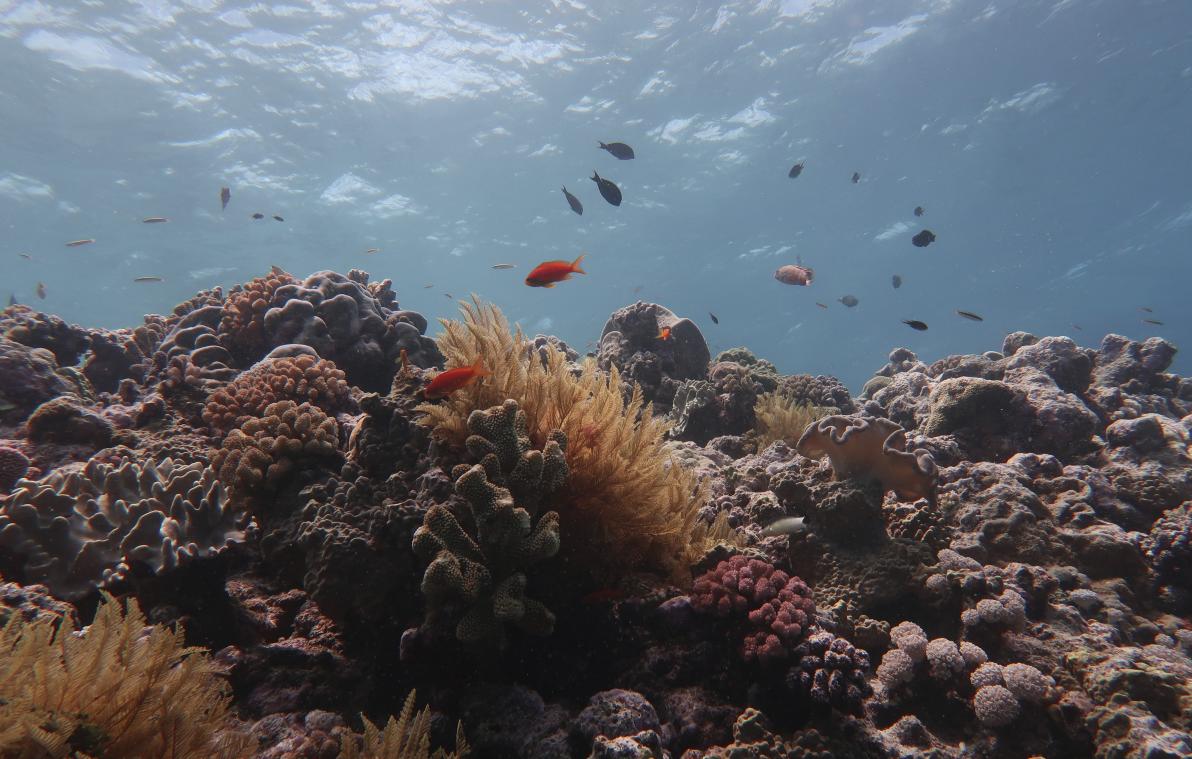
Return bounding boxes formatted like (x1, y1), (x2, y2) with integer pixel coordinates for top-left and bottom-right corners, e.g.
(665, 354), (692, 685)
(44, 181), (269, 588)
(525, 254), (586, 288)
(774, 264), (814, 286)
(424, 357), (490, 399)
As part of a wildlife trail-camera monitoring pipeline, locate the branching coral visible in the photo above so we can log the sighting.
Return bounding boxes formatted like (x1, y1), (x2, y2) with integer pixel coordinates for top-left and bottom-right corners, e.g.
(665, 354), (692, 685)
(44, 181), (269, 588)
(340, 690), (468, 759)
(417, 298), (718, 583)
(0, 458), (246, 601)
(202, 353), (354, 436)
(211, 400), (340, 500)
(753, 392), (835, 449)
(413, 400), (563, 646)
(0, 594), (253, 758)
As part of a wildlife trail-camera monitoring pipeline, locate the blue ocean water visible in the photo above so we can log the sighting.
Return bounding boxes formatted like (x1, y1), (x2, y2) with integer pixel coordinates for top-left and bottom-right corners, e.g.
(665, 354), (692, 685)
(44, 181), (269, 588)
(1, 0), (1189, 391)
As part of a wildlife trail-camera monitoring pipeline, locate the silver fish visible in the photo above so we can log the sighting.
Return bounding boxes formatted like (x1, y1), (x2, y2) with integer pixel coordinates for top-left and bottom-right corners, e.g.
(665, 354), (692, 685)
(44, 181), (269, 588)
(142, 216), (169, 224)
(761, 516), (807, 537)
(66, 238), (95, 247)
(133, 276), (163, 283)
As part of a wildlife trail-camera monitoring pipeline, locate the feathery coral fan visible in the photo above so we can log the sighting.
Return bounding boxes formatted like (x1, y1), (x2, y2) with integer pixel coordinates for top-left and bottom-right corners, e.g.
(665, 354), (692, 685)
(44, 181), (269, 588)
(340, 690), (467, 759)
(416, 298), (716, 582)
(753, 392), (836, 449)
(0, 594), (252, 758)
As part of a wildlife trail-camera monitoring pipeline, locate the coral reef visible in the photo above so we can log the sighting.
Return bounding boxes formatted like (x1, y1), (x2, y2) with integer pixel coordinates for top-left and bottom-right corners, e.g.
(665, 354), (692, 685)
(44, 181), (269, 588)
(211, 400), (341, 499)
(796, 415), (938, 502)
(203, 353), (355, 435)
(597, 301), (710, 413)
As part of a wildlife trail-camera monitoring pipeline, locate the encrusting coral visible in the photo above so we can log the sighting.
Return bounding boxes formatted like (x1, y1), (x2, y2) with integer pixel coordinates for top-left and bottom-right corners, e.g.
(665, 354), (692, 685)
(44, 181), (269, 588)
(211, 399), (341, 500)
(0, 457), (246, 601)
(416, 298), (721, 583)
(202, 352), (354, 436)
(796, 414), (937, 502)
(0, 594), (253, 758)
(413, 400), (563, 646)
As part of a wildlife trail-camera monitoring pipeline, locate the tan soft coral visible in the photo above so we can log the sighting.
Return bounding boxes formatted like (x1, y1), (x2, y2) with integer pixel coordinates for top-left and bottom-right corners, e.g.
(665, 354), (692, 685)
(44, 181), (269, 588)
(417, 297), (723, 583)
(202, 354), (354, 436)
(796, 415), (937, 502)
(211, 400), (340, 498)
(218, 270), (296, 362)
(753, 392), (836, 449)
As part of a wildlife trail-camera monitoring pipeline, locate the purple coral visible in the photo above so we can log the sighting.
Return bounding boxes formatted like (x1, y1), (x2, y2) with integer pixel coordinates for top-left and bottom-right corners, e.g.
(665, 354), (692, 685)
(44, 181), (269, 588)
(787, 630), (872, 713)
(691, 556), (815, 663)
(0, 446), (29, 492)
(972, 684), (1021, 728)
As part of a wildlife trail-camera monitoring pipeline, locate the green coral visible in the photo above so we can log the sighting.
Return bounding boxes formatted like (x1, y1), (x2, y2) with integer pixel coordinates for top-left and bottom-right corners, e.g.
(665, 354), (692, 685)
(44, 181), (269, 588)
(413, 399), (566, 646)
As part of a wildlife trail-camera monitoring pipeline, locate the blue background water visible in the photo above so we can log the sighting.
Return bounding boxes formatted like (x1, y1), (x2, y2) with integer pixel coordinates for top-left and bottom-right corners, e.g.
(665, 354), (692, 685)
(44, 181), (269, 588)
(1, 0), (1189, 390)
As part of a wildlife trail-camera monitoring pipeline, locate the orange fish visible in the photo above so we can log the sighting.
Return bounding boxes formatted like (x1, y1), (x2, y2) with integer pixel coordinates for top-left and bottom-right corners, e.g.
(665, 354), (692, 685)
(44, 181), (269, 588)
(775, 264), (814, 286)
(657, 326), (671, 340)
(526, 254), (585, 288)
(424, 357), (490, 399)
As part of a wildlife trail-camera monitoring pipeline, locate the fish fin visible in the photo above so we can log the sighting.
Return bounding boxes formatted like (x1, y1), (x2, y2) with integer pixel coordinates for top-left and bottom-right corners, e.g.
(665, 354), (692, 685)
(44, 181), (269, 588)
(598, 141), (607, 149)
(470, 356), (491, 378)
(591, 171), (599, 180)
(543, 282), (555, 288)
(571, 254), (586, 274)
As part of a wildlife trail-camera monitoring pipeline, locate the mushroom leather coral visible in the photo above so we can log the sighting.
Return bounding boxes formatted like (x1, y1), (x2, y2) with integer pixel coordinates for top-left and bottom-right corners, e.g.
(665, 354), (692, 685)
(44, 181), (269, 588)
(211, 400), (340, 499)
(796, 415), (937, 502)
(416, 298), (716, 583)
(202, 353), (353, 435)
(0, 595), (253, 758)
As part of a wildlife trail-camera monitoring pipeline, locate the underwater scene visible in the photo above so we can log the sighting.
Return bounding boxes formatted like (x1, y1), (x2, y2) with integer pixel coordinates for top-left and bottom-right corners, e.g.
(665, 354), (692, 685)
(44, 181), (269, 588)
(1, 1), (1191, 757)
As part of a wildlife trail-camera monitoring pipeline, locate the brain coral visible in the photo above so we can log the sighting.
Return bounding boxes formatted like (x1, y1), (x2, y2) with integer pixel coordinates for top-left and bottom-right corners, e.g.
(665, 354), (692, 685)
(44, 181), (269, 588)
(0, 446), (30, 492)
(211, 400), (340, 499)
(202, 353), (354, 435)
(0, 304), (90, 366)
(0, 457), (245, 601)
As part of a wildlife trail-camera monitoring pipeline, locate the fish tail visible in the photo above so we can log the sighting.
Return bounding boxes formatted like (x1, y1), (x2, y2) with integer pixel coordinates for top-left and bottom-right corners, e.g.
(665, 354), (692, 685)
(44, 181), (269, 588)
(571, 254), (586, 274)
(598, 141), (607, 149)
(591, 171), (599, 180)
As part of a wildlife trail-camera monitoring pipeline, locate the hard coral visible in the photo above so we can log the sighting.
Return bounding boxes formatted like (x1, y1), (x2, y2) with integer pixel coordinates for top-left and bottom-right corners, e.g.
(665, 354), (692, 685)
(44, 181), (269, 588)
(596, 301), (710, 412)
(796, 415), (937, 502)
(219, 269), (297, 363)
(691, 555), (815, 664)
(787, 630), (872, 713)
(25, 396), (114, 448)
(0, 457), (246, 601)
(417, 298), (717, 583)
(211, 400), (341, 500)
(0, 446), (30, 492)
(203, 353), (354, 435)
(0, 303), (90, 365)
(0, 337), (73, 423)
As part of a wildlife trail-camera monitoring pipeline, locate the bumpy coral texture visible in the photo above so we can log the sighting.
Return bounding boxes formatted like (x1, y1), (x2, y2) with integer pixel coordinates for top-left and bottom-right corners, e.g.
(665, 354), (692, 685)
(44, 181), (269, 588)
(0, 304), (90, 366)
(203, 354), (354, 435)
(211, 400), (341, 499)
(0, 458), (245, 601)
(219, 270), (297, 363)
(412, 399), (565, 646)
(787, 630), (872, 713)
(0, 446), (30, 492)
(1144, 503), (1191, 611)
(691, 555), (815, 664)
(0, 338), (74, 423)
(262, 270), (442, 392)
(596, 301), (710, 413)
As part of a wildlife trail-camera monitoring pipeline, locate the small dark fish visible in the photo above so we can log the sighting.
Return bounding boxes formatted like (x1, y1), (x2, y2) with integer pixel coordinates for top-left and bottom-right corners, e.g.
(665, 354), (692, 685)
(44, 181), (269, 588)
(365, 248), (380, 254)
(839, 295), (859, 307)
(65, 239), (94, 247)
(956, 310), (984, 322)
(444, 292), (454, 299)
(36, 282), (46, 299)
(1140, 307), (1153, 313)
(270, 265), (287, 275)
(1071, 323), (1083, 331)
(8, 294), (16, 306)
(1143, 318), (1164, 326)
(598, 141), (635, 160)
(562, 186), (583, 215)
(709, 312), (719, 324)
(491, 263), (515, 270)
(911, 229), (936, 247)
(272, 215), (284, 222)
(913, 206), (925, 217)
(851, 172), (861, 184)
(788, 162), (804, 179)
(892, 274), (902, 289)
(17, 253), (31, 260)
(220, 186), (230, 210)
(903, 319), (928, 331)
(142, 216), (169, 224)
(633, 286), (643, 295)
(133, 276), (163, 283)
(252, 213), (264, 220)
(591, 171), (622, 206)
(815, 302), (828, 309)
